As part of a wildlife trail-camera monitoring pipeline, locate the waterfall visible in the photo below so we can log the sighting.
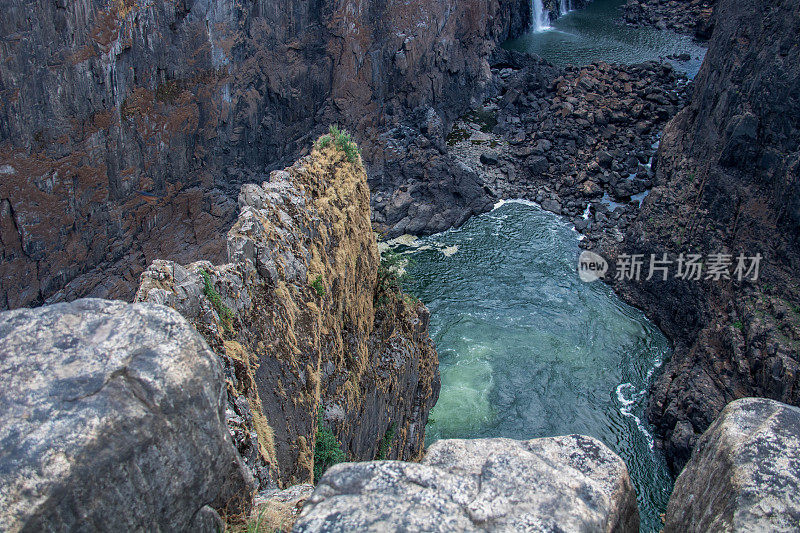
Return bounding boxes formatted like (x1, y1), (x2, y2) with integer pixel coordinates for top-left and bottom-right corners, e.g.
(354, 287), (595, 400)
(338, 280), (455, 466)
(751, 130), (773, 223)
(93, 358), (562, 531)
(559, 0), (572, 17)
(531, 0), (551, 32)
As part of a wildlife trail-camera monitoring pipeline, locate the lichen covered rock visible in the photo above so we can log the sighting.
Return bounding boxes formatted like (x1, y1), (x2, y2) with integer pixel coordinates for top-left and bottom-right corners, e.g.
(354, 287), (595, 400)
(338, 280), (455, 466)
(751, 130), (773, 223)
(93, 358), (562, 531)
(665, 398), (800, 532)
(136, 144), (439, 487)
(0, 299), (254, 532)
(294, 435), (640, 532)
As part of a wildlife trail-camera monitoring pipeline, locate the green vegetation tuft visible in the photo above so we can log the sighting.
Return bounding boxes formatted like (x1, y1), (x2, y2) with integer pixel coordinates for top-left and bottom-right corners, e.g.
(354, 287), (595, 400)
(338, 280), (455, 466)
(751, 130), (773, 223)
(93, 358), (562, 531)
(199, 268), (235, 336)
(243, 508), (268, 533)
(377, 249), (408, 293)
(314, 409), (345, 481)
(310, 275), (326, 297)
(376, 422), (397, 460)
(733, 320), (744, 331)
(316, 125), (361, 164)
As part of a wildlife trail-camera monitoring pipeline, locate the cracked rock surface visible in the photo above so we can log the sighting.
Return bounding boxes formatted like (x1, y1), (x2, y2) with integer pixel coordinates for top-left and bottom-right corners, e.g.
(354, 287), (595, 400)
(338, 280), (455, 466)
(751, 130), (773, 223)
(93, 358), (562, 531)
(293, 435), (639, 532)
(665, 398), (800, 532)
(0, 298), (254, 532)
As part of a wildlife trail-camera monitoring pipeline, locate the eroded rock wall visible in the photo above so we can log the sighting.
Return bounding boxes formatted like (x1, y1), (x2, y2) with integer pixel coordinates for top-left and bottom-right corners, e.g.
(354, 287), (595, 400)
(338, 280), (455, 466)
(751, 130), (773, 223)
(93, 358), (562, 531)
(0, 0), (529, 310)
(606, 0), (800, 471)
(136, 143), (439, 487)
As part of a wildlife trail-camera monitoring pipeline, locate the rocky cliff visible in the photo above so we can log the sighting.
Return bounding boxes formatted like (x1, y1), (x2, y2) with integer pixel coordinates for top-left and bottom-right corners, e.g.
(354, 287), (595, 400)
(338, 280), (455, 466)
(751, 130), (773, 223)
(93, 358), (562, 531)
(136, 138), (439, 488)
(0, 0), (530, 310)
(605, 0), (800, 471)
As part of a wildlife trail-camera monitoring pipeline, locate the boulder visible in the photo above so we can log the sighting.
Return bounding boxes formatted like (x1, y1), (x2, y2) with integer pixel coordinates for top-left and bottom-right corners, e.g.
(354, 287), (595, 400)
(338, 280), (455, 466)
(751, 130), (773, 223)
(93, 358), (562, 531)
(665, 398), (800, 532)
(526, 155), (550, 175)
(541, 198), (563, 215)
(480, 152), (500, 166)
(0, 299), (254, 532)
(597, 150), (613, 168)
(294, 435), (639, 532)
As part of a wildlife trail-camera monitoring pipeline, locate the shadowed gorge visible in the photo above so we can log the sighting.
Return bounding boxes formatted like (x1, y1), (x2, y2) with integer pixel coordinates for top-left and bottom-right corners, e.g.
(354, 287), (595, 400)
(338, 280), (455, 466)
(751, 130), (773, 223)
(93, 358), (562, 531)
(1, 0), (800, 529)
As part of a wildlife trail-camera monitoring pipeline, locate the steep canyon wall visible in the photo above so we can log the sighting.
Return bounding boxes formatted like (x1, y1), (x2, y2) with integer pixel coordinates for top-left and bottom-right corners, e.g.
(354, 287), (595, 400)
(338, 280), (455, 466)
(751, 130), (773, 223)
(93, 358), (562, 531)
(607, 0), (800, 471)
(0, 0), (529, 309)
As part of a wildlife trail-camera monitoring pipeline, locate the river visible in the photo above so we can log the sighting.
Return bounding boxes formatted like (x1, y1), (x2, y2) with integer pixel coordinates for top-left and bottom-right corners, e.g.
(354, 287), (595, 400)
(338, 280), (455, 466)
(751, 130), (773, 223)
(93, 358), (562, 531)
(398, 3), (708, 530)
(398, 202), (673, 532)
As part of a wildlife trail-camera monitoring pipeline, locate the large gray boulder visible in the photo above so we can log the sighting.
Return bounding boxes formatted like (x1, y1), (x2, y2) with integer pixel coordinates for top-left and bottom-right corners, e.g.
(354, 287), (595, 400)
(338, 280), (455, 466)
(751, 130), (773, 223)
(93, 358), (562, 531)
(665, 398), (800, 532)
(0, 299), (255, 532)
(293, 435), (639, 532)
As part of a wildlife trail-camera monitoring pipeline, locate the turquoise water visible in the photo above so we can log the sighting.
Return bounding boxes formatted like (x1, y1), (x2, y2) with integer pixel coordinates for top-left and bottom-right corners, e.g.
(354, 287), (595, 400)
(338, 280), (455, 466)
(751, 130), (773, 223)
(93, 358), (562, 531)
(504, 0), (707, 77)
(402, 201), (673, 532)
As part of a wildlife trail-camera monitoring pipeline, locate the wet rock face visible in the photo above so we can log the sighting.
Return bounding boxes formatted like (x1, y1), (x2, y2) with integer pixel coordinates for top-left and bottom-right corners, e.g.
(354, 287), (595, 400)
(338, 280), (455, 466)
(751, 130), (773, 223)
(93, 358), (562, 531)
(294, 436), (640, 532)
(0, 298), (254, 531)
(606, 0), (800, 473)
(136, 145), (439, 487)
(0, 0), (529, 310)
(665, 398), (800, 532)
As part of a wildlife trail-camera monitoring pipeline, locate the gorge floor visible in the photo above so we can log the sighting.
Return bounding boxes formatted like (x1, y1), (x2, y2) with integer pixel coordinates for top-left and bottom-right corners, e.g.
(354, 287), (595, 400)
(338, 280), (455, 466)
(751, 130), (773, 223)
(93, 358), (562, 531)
(386, 8), (710, 531)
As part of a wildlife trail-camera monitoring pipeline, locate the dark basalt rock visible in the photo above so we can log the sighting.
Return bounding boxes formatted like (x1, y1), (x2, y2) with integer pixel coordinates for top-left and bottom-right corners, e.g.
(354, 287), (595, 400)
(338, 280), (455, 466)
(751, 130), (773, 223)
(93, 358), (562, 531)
(606, 0), (800, 473)
(621, 0), (716, 39)
(0, 0), (530, 309)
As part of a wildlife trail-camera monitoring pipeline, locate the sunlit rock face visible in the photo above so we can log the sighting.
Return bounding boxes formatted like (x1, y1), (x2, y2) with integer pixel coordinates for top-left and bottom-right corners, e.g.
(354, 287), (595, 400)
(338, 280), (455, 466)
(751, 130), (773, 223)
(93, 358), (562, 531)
(665, 398), (800, 532)
(136, 145), (439, 487)
(0, 298), (254, 531)
(295, 436), (640, 532)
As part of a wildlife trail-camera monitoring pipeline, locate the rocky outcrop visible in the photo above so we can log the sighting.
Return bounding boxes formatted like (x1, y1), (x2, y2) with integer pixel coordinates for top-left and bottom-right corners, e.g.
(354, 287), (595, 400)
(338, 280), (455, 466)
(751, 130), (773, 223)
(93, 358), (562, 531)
(621, 0), (716, 39)
(136, 142), (439, 488)
(665, 398), (800, 532)
(0, 298), (254, 531)
(603, 0), (800, 472)
(0, 0), (530, 310)
(294, 435), (639, 532)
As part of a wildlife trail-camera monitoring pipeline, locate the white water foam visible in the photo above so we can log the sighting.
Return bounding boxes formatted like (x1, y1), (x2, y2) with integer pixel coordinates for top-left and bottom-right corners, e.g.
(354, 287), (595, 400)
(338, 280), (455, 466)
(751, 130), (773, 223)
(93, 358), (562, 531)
(616, 382), (655, 450)
(493, 198), (540, 211)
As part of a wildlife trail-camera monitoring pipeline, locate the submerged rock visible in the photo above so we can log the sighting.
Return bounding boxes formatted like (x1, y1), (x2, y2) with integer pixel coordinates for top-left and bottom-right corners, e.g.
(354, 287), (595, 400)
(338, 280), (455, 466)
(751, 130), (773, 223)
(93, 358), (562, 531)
(0, 299), (254, 532)
(665, 398), (800, 532)
(294, 435), (639, 532)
